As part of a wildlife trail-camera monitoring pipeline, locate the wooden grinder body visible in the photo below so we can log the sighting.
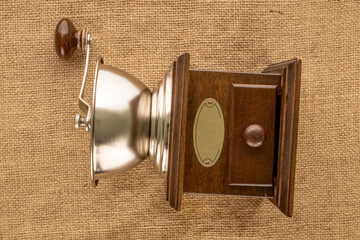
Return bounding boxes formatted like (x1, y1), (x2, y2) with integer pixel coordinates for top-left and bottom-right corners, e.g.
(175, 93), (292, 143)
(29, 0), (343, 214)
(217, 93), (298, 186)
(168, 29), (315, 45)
(166, 53), (301, 217)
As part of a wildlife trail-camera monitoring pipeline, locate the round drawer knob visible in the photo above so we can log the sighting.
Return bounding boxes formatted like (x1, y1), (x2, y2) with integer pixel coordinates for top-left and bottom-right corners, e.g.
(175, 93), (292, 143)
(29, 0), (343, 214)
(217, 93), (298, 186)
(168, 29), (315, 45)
(243, 124), (265, 148)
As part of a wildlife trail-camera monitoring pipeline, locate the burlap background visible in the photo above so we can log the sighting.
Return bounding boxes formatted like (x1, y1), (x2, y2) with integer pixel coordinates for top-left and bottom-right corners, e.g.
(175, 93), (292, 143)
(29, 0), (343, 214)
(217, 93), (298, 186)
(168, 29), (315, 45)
(1, 0), (359, 239)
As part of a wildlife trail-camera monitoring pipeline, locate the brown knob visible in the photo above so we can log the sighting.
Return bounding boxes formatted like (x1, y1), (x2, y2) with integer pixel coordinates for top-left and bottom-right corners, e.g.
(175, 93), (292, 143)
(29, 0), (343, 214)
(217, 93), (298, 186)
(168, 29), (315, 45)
(243, 124), (265, 148)
(54, 18), (88, 60)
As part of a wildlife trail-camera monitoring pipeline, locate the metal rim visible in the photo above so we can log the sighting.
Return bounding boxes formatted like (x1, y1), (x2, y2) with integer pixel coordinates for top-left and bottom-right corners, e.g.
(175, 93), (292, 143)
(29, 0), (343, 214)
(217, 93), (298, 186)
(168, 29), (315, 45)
(90, 57), (104, 187)
(161, 67), (173, 175)
(149, 64), (173, 176)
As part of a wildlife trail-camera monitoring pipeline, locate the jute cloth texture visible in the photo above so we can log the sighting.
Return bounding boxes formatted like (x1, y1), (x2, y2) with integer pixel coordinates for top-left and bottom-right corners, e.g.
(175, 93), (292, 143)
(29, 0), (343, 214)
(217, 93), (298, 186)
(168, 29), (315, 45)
(1, 0), (359, 239)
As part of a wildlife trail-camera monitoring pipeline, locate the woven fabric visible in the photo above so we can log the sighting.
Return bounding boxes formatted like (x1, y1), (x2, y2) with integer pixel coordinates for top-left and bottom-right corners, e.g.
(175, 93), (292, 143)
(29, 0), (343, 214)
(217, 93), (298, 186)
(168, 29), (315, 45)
(1, 0), (359, 239)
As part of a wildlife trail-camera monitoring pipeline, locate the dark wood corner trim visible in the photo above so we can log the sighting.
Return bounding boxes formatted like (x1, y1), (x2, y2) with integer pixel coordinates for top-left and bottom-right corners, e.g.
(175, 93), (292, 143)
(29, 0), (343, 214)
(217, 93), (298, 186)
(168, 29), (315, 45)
(263, 58), (302, 217)
(167, 53), (190, 211)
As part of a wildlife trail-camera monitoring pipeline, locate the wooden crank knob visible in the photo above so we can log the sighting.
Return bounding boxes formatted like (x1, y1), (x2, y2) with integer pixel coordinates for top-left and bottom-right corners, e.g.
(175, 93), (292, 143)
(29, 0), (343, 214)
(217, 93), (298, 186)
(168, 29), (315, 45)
(54, 18), (89, 60)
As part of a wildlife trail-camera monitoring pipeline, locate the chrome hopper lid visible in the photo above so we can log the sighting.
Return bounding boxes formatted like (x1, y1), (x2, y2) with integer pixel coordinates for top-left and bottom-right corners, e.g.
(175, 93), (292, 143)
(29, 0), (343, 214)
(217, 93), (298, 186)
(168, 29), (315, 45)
(90, 59), (152, 186)
(76, 57), (172, 187)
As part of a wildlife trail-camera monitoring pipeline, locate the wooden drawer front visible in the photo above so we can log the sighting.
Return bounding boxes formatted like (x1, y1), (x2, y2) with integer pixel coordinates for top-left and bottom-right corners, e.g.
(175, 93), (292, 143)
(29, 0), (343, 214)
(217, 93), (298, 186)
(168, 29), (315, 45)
(228, 84), (278, 187)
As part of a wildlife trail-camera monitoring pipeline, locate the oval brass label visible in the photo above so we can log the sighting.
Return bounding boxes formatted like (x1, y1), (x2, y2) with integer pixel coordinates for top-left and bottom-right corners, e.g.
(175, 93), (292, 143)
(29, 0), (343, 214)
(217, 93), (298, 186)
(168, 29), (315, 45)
(193, 98), (224, 167)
